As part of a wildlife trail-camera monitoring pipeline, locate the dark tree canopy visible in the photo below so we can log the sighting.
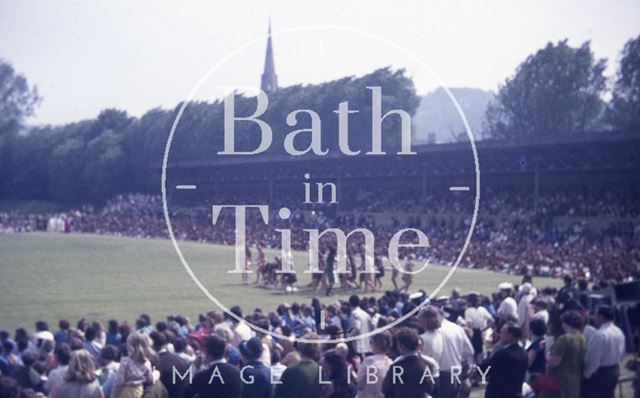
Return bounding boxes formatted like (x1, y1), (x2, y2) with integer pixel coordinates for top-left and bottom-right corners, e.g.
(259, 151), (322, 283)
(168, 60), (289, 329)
(0, 59), (41, 132)
(0, 67), (419, 204)
(607, 35), (640, 132)
(485, 40), (607, 139)
(170, 67), (419, 159)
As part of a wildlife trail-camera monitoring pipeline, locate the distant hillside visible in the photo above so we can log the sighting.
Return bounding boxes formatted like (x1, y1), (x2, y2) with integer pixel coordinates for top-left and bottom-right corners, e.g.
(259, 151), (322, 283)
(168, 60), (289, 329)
(413, 87), (494, 143)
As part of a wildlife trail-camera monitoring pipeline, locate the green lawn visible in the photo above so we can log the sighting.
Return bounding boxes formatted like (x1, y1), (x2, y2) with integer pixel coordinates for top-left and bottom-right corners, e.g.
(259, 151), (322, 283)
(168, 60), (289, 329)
(0, 232), (562, 331)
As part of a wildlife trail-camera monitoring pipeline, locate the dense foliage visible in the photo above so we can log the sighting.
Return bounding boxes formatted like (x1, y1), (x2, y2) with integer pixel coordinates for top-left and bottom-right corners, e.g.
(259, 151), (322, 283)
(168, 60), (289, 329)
(607, 35), (640, 132)
(0, 67), (419, 204)
(485, 40), (608, 139)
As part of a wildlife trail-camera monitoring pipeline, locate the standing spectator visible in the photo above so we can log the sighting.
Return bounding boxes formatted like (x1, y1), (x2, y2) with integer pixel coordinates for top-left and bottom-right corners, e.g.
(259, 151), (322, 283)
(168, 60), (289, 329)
(325, 246), (337, 296)
(478, 323), (528, 398)
(583, 306), (626, 398)
(419, 306), (474, 398)
(465, 293), (494, 362)
(270, 348), (287, 386)
(556, 276), (580, 313)
(97, 345), (120, 397)
(347, 295), (372, 356)
(184, 335), (241, 398)
(497, 283), (518, 323)
(517, 283), (535, 340)
(54, 349), (104, 398)
(526, 319), (548, 376)
(44, 343), (71, 396)
(540, 311), (586, 398)
(150, 332), (189, 398)
(356, 332), (392, 398)
(1, 341), (20, 376)
(111, 332), (156, 398)
(239, 337), (272, 398)
(531, 300), (550, 325)
(382, 328), (434, 398)
(320, 350), (354, 398)
(275, 333), (322, 398)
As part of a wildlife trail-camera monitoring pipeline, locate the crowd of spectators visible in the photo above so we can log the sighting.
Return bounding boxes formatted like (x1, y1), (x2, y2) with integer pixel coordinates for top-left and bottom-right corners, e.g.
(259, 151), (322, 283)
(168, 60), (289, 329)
(1, 187), (638, 283)
(0, 276), (634, 398)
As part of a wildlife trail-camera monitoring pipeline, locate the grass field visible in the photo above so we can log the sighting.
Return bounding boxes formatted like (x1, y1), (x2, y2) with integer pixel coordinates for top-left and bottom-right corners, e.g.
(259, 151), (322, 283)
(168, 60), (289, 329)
(0, 232), (563, 331)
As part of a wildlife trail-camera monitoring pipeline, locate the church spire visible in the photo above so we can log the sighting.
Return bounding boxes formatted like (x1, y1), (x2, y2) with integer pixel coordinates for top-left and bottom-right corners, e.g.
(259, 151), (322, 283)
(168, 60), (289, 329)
(260, 19), (278, 94)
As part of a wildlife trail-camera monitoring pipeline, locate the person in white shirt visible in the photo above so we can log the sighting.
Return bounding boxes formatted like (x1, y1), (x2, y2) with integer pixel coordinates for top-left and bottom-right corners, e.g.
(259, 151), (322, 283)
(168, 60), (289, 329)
(347, 295), (372, 355)
(33, 321), (55, 349)
(531, 299), (550, 325)
(518, 275), (538, 298)
(269, 348), (287, 395)
(356, 331), (393, 398)
(583, 305), (626, 398)
(419, 305), (474, 398)
(227, 306), (253, 346)
(517, 283), (536, 340)
(465, 293), (494, 362)
(497, 283), (518, 323)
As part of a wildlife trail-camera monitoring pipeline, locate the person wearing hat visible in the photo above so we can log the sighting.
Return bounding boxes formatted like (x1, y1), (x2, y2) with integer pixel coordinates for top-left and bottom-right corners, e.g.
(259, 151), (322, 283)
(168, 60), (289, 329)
(517, 283), (536, 340)
(239, 337), (272, 398)
(497, 282), (518, 324)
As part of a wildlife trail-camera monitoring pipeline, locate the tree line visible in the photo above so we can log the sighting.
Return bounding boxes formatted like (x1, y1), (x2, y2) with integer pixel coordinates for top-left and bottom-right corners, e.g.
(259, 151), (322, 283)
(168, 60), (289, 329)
(0, 36), (638, 205)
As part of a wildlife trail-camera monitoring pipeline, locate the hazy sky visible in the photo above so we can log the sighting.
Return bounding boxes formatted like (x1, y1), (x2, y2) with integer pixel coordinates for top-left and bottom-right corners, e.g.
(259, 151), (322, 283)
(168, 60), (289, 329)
(1, 0), (639, 125)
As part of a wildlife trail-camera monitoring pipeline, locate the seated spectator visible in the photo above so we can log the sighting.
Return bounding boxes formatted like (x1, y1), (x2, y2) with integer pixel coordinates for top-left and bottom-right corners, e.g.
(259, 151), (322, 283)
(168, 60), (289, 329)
(12, 351), (42, 393)
(83, 326), (104, 359)
(106, 320), (122, 346)
(0, 376), (21, 398)
(239, 336), (272, 398)
(53, 320), (71, 345)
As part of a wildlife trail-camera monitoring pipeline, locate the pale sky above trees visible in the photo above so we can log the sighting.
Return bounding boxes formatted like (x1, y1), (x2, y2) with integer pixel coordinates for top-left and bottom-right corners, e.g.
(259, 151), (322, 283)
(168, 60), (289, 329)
(1, 0), (639, 125)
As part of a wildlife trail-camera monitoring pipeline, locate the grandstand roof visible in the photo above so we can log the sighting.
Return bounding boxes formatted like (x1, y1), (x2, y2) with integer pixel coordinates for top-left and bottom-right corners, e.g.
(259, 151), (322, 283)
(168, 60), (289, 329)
(166, 131), (640, 179)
